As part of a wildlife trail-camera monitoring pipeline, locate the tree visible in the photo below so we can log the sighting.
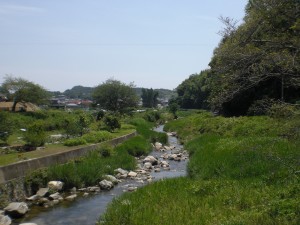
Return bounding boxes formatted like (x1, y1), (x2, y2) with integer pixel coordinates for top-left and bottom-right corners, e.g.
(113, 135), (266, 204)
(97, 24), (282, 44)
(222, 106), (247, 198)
(176, 70), (211, 109)
(141, 88), (159, 108)
(0, 75), (49, 111)
(92, 79), (138, 113)
(208, 0), (300, 115)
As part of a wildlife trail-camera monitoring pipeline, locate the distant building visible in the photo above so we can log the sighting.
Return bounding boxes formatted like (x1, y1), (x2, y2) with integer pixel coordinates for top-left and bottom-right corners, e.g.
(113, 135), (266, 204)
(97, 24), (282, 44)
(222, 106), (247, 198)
(0, 94), (7, 102)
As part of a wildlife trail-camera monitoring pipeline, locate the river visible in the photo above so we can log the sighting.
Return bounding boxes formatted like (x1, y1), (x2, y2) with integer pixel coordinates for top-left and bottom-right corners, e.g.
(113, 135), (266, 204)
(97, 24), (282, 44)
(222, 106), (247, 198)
(14, 125), (188, 225)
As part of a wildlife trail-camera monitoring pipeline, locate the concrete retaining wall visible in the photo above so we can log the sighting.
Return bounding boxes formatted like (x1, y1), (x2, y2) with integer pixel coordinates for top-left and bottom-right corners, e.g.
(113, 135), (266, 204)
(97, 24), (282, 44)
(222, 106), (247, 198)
(0, 132), (136, 184)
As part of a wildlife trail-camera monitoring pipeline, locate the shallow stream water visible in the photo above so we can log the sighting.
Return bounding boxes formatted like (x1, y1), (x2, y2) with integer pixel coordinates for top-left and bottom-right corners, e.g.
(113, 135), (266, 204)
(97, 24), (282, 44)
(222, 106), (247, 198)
(14, 125), (187, 225)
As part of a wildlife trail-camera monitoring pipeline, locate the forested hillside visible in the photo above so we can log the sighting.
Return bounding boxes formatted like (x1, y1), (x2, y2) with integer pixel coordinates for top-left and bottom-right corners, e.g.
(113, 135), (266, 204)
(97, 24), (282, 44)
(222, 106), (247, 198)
(175, 0), (300, 116)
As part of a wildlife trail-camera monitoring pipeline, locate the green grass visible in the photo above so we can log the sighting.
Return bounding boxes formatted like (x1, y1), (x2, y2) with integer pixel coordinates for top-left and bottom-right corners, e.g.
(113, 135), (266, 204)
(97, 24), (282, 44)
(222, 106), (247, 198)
(46, 147), (136, 189)
(129, 118), (168, 144)
(116, 135), (152, 157)
(101, 177), (300, 225)
(101, 110), (300, 225)
(0, 127), (135, 166)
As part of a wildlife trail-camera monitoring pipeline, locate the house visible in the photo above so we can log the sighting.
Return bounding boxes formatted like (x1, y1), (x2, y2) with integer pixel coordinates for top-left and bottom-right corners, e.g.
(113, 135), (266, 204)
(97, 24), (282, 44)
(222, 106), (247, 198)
(0, 102), (40, 112)
(0, 94), (7, 102)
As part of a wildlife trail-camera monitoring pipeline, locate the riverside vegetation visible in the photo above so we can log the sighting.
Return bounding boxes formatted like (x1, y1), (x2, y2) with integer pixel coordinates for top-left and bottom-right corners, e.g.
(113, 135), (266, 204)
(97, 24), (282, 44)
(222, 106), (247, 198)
(20, 112), (168, 198)
(100, 109), (300, 225)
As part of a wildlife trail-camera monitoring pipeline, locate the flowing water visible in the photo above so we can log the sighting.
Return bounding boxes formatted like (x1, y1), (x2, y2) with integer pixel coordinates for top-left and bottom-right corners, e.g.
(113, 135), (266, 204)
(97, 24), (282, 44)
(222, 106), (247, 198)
(14, 125), (187, 225)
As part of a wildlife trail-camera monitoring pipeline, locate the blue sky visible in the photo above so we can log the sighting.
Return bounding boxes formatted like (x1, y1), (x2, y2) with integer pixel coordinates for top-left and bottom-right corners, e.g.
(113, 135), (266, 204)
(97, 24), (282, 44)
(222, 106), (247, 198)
(0, 0), (248, 92)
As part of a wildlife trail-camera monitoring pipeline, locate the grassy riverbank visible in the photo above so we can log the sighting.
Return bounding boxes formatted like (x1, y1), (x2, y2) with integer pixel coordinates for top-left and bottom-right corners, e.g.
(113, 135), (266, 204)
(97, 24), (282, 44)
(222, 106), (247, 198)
(24, 117), (164, 192)
(100, 111), (300, 225)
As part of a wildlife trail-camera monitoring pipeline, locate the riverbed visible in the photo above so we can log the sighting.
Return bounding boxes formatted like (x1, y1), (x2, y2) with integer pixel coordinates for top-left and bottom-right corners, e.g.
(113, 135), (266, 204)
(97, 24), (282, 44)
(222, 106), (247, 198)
(14, 126), (188, 225)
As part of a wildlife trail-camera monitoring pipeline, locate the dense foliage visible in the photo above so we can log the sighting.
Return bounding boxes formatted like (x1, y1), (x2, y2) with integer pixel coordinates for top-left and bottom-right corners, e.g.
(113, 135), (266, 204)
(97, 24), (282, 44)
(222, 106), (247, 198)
(141, 88), (159, 108)
(102, 110), (300, 225)
(92, 79), (139, 113)
(0, 75), (49, 111)
(174, 0), (300, 116)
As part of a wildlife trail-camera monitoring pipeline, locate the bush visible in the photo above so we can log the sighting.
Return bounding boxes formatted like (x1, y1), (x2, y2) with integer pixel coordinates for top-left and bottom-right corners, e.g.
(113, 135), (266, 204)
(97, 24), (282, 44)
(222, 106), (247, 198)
(64, 137), (87, 146)
(103, 114), (121, 132)
(24, 121), (47, 147)
(99, 144), (114, 157)
(0, 112), (13, 143)
(82, 131), (113, 143)
(268, 102), (297, 118)
(247, 98), (275, 116)
(144, 111), (161, 123)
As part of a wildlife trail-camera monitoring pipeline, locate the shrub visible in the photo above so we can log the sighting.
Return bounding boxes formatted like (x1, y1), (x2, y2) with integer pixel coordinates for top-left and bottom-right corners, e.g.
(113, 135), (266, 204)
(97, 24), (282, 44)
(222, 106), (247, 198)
(64, 137), (87, 146)
(0, 112), (13, 143)
(144, 111), (161, 123)
(99, 144), (114, 157)
(103, 114), (121, 132)
(24, 121), (47, 147)
(247, 98), (275, 116)
(82, 131), (113, 143)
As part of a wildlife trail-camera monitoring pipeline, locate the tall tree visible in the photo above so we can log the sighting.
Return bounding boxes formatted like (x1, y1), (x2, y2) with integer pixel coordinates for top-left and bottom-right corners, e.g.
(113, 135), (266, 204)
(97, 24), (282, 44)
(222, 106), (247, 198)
(0, 75), (49, 111)
(92, 79), (138, 112)
(141, 88), (159, 108)
(176, 70), (211, 109)
(209, 0), (300, 115)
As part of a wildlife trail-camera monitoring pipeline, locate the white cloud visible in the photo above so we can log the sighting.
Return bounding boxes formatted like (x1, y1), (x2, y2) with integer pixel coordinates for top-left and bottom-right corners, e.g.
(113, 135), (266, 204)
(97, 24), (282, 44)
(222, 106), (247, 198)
(0, 4), (44, 15)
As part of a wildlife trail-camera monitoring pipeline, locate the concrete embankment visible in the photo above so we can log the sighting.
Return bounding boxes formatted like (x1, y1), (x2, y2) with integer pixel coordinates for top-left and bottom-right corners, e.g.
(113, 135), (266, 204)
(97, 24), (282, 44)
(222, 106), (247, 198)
(0, 132), (136, 206)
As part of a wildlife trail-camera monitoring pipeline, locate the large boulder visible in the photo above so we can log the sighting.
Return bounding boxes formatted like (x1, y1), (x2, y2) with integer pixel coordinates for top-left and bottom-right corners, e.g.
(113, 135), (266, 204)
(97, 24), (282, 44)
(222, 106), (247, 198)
(143, 156), (158, 165)
(0, 215), (11, 225)
(127, 171), (137, 177)
(154, 142), (163, 151)
(48, 181), (64, 191)
(99, 180), (114, 190)
(114, 168), (128, 175)
(49, 192), (63, 201)
(143, 162), (153, 170)
(4, 202), (28, 218)
(36, 187), (50, 197)
(65, 194), (77, 201)
(103, 175), (119, 184)
(19, 223), (38, 225)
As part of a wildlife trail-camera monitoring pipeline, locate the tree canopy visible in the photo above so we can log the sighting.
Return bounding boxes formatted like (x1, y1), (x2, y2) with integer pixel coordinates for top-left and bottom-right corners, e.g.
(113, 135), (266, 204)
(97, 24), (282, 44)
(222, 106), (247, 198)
(92, 79), (138, 112)
(176, 70), (210, 109)
(141, 88), (159, 108)
(208, 0), (300, 115)
(0, 75), (49, 111)
(173, 0), (300, 116)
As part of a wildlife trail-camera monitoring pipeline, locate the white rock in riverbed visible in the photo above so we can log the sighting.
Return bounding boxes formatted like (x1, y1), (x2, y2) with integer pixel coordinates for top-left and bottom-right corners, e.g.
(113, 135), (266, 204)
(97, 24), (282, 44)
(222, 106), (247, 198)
(128, 171), (137, 177)
(103, 175), (120, 184)
(4, 202), (28, 218)
(155, 142), (163, 150)
(99, 180), (114, 190)
(48, 181), (64, 191)
(65, 194), (77, 201)
(0, 214), (11, 225)
(143, 156), (158, 165)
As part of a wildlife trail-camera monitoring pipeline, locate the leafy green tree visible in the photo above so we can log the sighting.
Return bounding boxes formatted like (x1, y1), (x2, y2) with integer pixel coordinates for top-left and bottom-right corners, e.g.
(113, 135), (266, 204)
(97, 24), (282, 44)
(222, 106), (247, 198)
(0, 75), (50, 111)
(176, 70), (211, 109)
(208, 0), (300, 115)
(103, 114), (121, 132)
(168, 99), (179, 119)
(24, 121), (47, 147)
(141, 88), (159, 108)
(92, 79), (138, 113)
